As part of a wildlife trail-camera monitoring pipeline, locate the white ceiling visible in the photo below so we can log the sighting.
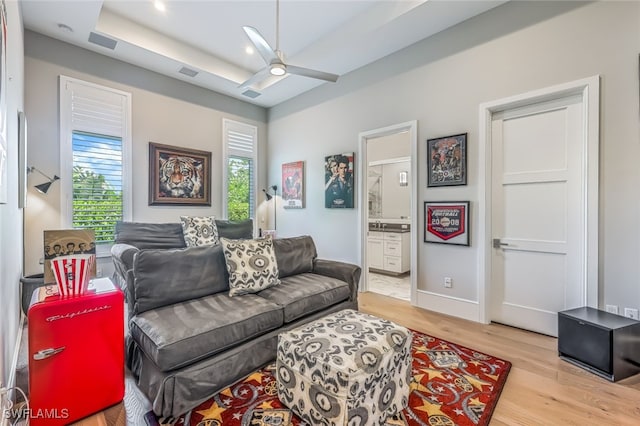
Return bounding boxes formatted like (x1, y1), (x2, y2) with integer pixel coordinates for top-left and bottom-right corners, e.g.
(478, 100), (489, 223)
(22, 0), (506, 108)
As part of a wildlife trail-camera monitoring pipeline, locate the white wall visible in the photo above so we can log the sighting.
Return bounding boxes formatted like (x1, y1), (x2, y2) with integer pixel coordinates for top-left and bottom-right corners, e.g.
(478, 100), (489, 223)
(24, 32), (268, 277)
(268, 1), (640, 315)
(0, 0), (25, 387)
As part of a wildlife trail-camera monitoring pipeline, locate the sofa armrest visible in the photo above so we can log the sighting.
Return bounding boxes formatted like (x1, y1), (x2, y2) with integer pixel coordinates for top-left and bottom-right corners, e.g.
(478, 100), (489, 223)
(112, 243), (139, 271)
(313, 259), (361, 302)
(111, 243), (139, 299)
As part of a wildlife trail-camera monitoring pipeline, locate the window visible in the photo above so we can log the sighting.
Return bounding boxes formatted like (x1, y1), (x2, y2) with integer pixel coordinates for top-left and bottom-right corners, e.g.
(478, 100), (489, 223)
(222, 119), (257, 222)
(60, 76), (132, 255)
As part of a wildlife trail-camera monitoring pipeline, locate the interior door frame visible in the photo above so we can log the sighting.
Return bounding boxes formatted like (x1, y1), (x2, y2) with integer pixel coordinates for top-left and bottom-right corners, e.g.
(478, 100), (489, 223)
(358, 120), (418, 304)
(478, 76), (600, 324)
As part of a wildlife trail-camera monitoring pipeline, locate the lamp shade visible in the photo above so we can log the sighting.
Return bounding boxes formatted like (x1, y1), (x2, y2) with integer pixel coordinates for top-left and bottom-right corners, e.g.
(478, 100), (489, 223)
(35, 181), (53, 194)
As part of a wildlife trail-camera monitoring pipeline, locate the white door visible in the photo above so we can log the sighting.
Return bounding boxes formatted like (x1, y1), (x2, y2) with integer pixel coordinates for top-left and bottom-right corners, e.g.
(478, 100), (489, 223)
(491, 94), (585, 337)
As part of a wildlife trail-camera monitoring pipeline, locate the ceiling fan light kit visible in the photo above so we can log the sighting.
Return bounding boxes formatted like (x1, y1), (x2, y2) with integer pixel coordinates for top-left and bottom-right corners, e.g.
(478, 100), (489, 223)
(270, 63), (286, 76)
(239, 0), (339, 89)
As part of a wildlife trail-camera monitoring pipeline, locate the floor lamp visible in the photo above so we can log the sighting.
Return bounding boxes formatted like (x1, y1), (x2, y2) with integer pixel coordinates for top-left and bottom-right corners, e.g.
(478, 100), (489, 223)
(262, 185), (278, 235)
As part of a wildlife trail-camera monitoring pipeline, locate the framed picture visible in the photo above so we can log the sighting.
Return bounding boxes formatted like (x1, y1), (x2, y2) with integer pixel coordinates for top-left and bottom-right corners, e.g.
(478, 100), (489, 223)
(44, 229), (97, 284)
(424, 201), (470, 246)
(282, 161), (304, 209)
(149, 142), (211, 206)
(427, 133), (467, 187)
(325, 153), (355, 209)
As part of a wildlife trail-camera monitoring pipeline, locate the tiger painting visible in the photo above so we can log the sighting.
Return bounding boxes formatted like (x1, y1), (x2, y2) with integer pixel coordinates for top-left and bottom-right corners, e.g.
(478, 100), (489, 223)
(158, 155), (204, 199)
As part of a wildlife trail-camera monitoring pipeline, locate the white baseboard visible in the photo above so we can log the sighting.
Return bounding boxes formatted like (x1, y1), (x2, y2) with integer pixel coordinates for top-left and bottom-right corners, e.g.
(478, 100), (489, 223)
(7, 313), (25, 391)
(415, 290), (479, 322)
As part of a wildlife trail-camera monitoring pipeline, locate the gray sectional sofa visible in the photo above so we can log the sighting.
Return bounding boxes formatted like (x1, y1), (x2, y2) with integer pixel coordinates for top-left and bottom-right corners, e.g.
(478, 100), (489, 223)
(110, 220), (361, 420)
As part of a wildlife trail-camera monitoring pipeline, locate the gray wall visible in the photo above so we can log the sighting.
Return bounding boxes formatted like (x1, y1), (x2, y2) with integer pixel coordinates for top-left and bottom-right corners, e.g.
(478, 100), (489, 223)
(23, 32), (268, 276)
(0, 1), (24, 387)
(268, 1), (640, 311)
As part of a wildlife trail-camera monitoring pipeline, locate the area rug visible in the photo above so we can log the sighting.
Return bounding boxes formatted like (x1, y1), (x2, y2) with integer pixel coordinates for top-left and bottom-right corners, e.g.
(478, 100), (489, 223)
(176, 330), (511, 426)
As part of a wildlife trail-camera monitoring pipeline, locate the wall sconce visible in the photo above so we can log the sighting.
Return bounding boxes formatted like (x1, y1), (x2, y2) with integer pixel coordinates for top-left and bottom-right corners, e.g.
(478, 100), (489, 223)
(399, 171), (408, 187)
(262, 185), (278, 230)
(28, 166), (60, 194)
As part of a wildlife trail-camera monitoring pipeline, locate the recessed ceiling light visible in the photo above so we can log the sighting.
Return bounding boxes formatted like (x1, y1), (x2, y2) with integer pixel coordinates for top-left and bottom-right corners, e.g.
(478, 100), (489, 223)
(245, 46), (254, 55)
(153, 0), (166, 12)
(57, 23), (74, 33)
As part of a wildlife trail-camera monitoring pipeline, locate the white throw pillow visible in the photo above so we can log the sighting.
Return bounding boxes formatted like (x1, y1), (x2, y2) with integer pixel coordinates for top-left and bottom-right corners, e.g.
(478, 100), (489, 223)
(180, 216), (220, 247)
(220, 237), (280, 296)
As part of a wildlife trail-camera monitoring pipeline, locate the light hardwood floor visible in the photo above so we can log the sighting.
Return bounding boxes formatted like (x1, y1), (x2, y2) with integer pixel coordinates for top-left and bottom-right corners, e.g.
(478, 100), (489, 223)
(77, 292), (640, 425)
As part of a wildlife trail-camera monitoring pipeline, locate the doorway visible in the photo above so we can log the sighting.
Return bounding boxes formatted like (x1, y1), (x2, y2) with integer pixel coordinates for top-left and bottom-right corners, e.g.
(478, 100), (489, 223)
(478, 77), (600, 337)
(359, 121), (418, 303)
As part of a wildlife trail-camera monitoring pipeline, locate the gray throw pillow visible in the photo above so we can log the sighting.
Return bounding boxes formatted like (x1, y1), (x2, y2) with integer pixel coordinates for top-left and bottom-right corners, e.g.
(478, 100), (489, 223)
(180, 216), (220, 247)
(220, 237), (280, 296)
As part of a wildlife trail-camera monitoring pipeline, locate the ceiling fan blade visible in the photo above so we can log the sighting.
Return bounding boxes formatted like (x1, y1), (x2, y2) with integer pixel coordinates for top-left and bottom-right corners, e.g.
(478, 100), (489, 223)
(285, 64), (339, 83)
(243, 26), (279, 66)
(238, 67), (270, 89)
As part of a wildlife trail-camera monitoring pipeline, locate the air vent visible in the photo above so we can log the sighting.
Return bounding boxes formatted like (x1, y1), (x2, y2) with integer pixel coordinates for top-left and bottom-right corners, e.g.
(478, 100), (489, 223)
(88, 32), (117, 50)
(242, 89), (261, 99)
(178, 67), (198, 77)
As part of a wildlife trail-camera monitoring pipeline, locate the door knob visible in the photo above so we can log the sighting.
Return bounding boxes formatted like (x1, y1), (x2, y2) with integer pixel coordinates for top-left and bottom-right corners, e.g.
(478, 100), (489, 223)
(492, 238), (510, 249)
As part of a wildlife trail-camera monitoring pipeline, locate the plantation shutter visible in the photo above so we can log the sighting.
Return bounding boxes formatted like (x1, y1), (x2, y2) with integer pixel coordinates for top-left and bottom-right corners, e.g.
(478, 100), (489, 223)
(223, 119), (257, 220)
(60, 77), (131, 246)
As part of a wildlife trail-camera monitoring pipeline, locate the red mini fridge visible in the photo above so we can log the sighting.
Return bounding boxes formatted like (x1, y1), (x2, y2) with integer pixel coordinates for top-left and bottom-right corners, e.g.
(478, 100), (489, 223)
(28, 278), (124, 425)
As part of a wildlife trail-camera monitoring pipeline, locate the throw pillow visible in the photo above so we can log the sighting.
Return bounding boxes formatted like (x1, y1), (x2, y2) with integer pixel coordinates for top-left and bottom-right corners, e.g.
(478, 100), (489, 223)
(220, 237), (280, 296)
(180, 216), (220, 247)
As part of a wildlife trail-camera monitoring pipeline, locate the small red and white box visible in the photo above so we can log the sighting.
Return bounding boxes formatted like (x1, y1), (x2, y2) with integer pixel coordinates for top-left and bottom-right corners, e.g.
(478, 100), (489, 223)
(50, 254), (95, 297)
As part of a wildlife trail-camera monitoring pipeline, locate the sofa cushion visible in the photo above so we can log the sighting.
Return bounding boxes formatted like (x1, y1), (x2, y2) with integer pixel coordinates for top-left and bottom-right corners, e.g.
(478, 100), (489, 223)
(132, 244), (228, 314)
(130, 292), (283, 371)
(115, 222), (186, 249)
(216, 219), (253, 239)
(272, 236), (317, 279)
(181, 216), (220, 247)
(257, 273), (351, 323)
(220, 237), (281, 296)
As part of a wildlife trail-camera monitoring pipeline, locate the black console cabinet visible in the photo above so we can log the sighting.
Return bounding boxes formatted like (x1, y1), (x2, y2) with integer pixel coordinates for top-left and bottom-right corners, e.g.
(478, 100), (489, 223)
(558, 307), (640, 381)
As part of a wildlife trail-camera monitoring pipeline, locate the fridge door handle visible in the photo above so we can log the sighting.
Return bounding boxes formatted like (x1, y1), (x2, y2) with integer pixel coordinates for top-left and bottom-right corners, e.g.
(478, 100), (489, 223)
(33, 346), (66, 361)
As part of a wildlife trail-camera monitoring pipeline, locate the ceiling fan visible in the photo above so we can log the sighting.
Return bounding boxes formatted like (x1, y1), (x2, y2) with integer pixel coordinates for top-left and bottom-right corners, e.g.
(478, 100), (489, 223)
(239, 0), (339, 89)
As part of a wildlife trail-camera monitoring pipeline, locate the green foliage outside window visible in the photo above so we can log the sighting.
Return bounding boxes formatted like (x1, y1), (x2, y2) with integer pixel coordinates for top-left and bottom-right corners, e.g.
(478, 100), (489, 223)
(72, 166), (123, 244)
(227, 157), (252, 221)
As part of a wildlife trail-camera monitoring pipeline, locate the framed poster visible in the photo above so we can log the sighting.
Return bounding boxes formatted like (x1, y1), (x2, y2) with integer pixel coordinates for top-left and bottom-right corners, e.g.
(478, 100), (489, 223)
(149, 142), (211, 206)
(427, 133), (467, 187)
(325, 152), (354, 209)
(44, 229), (97, 284)
(282, 161), (304, 209)
(424, 201), (470, 246)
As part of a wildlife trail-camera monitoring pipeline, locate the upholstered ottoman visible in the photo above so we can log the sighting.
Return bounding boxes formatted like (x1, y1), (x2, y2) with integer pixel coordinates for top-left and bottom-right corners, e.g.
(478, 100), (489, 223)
(276, 309), (412, 425)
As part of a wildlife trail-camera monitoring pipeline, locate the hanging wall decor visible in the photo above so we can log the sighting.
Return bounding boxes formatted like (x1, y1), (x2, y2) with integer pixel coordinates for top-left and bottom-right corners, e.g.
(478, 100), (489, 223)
(282, 161), (304, 209)
(148, 142), (211, 206)
(424, 201), (470, 246)
(325, 153), (354, 209)
(427, 133), (467, 187)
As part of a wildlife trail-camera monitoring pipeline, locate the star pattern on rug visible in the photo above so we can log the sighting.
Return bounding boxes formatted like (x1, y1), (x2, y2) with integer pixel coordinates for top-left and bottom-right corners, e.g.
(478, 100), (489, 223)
(196, 401), (226, 422)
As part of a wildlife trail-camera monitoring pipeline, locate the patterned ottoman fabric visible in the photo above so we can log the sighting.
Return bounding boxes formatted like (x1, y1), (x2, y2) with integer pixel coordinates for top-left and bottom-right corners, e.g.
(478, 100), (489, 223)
(276, 309), (411, 425)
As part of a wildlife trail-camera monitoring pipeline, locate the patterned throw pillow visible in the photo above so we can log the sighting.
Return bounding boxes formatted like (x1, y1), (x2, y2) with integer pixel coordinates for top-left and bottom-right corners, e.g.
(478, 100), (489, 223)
(180, 216), (220, 247)
(220, 237), (281, 296)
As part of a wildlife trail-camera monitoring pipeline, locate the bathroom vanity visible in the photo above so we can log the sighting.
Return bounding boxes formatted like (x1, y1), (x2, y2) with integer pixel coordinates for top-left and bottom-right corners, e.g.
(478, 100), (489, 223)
(368, 222), (410, 275)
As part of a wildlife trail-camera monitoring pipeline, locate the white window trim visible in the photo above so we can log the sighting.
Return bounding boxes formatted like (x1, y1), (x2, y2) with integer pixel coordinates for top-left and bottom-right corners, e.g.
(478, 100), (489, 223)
(59, 75), (132, 257)
(221, 118), (258, 228)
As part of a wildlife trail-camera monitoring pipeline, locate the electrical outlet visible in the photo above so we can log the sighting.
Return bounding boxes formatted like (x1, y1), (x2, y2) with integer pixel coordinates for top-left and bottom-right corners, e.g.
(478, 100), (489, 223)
(624, 308), (639, 320)
(444, 277), (452, 288)
(605, 305), (619, 315)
